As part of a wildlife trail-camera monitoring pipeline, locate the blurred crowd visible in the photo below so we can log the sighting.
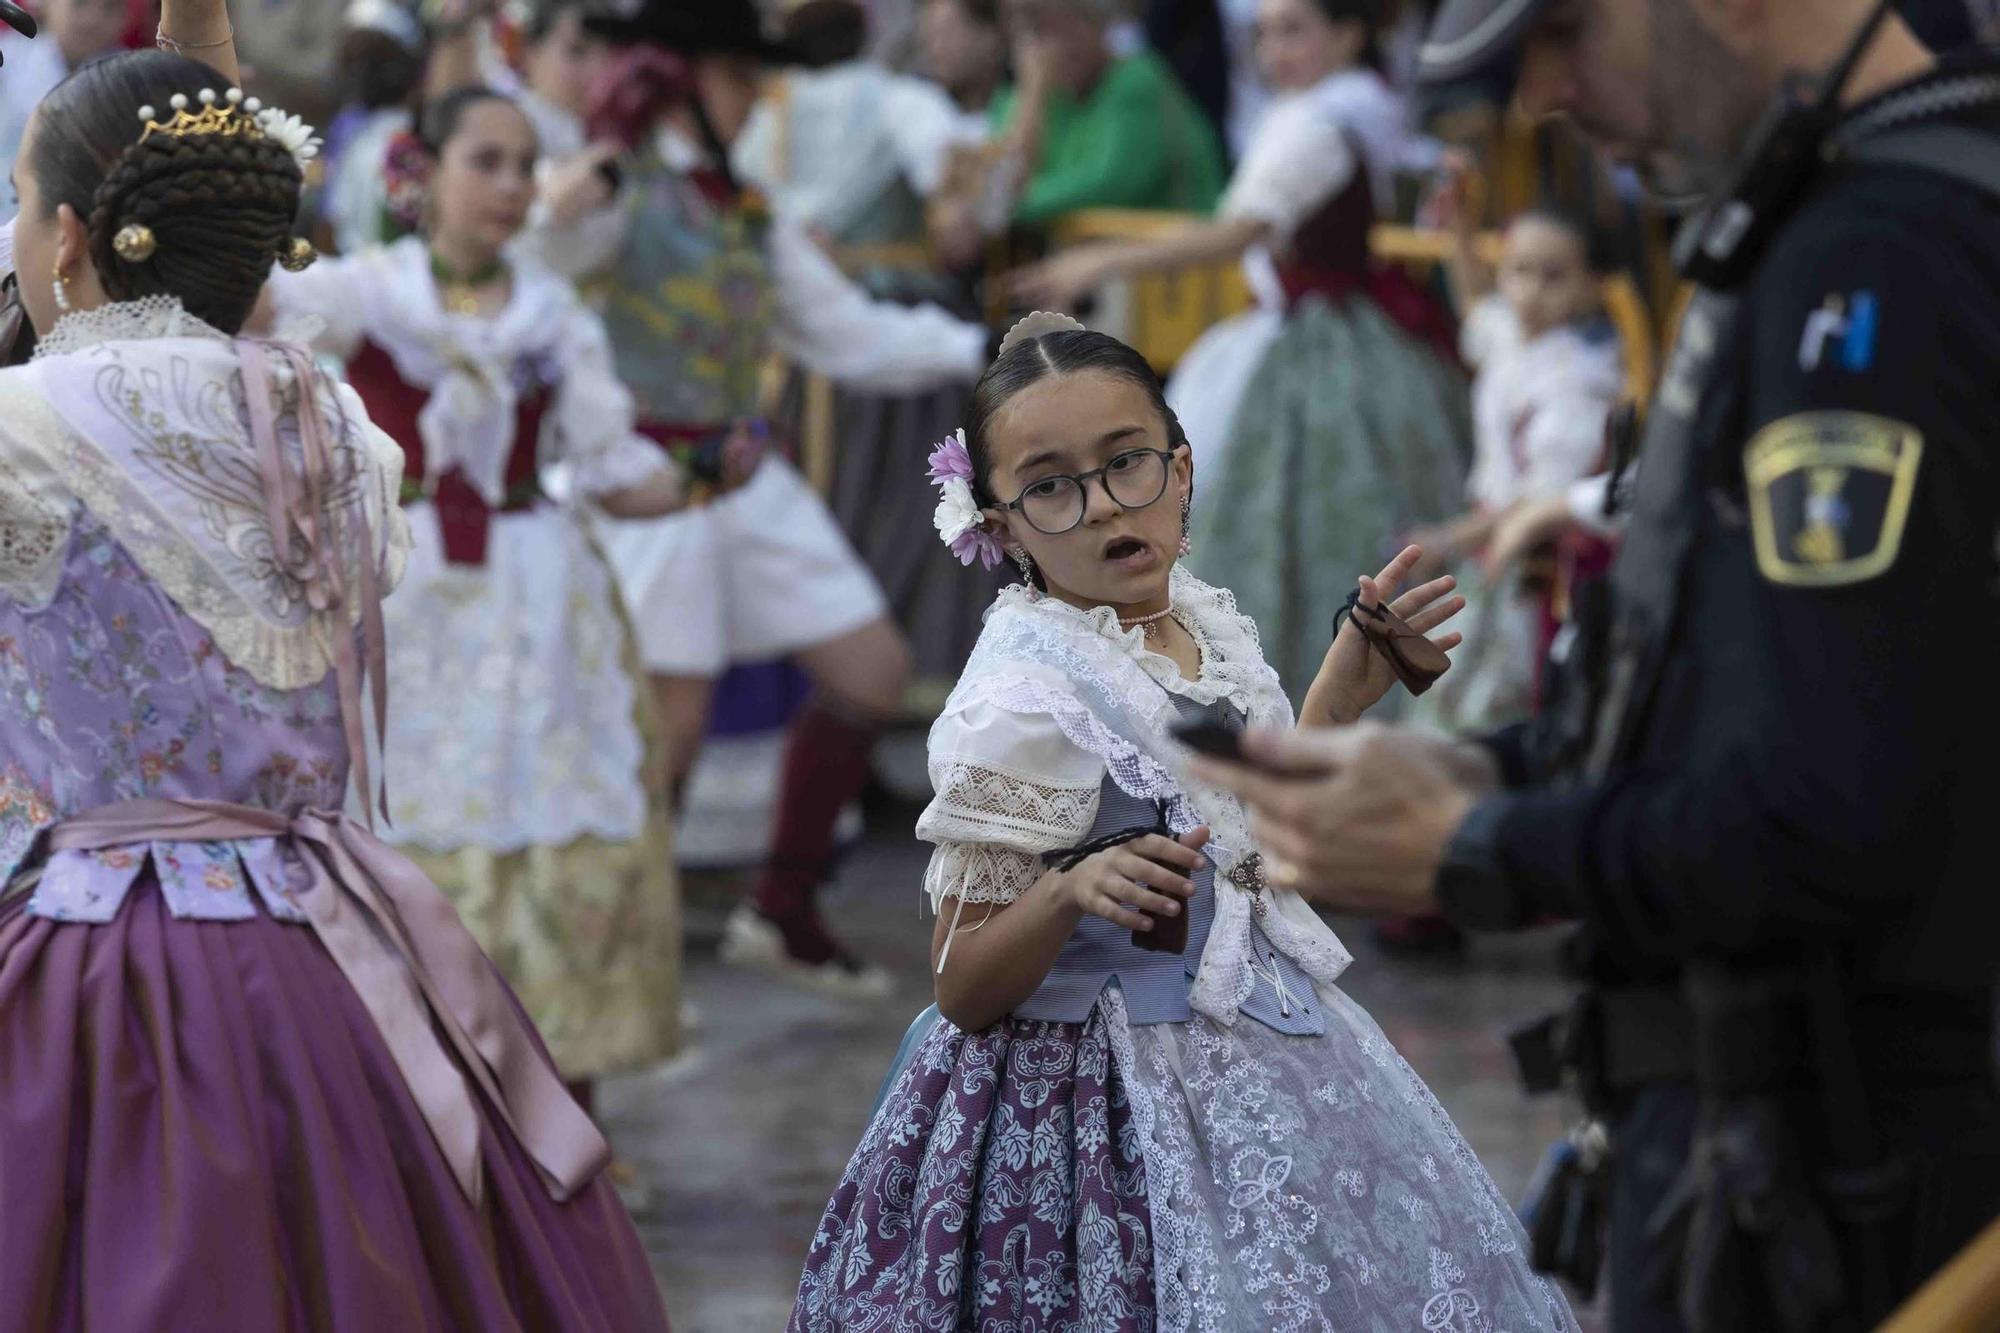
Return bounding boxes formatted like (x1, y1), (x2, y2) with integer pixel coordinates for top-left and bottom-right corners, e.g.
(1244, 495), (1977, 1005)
(3, 0), (1981, 919)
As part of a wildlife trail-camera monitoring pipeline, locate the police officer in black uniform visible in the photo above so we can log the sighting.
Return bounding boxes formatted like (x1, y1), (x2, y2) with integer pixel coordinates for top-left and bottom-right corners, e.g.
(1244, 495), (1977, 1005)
(1196, 1), (2000, 1329)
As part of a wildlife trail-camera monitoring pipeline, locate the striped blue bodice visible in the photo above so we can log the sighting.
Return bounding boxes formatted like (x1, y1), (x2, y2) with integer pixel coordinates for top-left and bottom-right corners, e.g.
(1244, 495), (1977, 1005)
(1015, 698), (1326, 1036)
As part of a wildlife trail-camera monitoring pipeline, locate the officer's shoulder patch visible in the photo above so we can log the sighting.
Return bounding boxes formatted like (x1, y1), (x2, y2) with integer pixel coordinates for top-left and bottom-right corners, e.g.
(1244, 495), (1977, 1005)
(1744, 412), (1923, 589)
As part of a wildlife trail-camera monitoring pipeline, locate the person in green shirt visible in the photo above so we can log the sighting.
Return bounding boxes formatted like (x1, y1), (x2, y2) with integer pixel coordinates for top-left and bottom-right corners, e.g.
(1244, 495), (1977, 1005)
(989, 0), (1225, 227)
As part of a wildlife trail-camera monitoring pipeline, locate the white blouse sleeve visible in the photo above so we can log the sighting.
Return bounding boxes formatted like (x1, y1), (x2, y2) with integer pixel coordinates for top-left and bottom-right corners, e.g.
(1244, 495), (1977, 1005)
(1218, 96), (1358, 247)
(770, 220), (987, 392)
(515, 196), (632, 285)
(882, 74), (973, 197)
(916, 701), (1107, 912)
(543, 294), (678, 499)
(266, 252), (371, 363)
(731, 99), (781, 193)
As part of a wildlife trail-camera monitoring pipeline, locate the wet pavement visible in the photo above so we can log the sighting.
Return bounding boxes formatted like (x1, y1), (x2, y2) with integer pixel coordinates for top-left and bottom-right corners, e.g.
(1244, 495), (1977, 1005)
(601, 809), (1587, 1331)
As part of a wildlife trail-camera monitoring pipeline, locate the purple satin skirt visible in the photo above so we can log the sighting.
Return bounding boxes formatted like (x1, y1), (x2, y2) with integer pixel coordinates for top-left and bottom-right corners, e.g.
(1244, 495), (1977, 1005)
(0, 878), (671, 1332)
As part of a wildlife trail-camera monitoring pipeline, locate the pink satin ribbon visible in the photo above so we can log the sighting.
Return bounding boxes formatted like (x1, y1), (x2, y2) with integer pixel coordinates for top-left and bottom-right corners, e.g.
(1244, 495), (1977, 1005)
(49, 798), (610, 1207)
(237, 339), (391, 828)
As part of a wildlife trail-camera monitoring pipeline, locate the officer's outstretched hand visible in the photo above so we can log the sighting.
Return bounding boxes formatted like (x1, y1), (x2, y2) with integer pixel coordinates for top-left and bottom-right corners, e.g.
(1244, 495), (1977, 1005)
(1191, 724), (1497, 914)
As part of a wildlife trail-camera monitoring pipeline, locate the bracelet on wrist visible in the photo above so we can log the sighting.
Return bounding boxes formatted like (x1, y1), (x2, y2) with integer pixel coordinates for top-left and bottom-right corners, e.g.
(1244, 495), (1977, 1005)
(156, 22), (234, 53)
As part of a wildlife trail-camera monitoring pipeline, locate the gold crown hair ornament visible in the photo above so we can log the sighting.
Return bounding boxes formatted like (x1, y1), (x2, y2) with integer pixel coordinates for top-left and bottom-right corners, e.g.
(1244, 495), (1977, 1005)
(135, 88), (323, 170)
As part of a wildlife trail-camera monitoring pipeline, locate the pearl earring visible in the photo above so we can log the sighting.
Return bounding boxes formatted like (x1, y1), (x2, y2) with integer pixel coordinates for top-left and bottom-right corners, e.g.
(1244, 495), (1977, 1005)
(1178, 493), (1192, 558)
(52, 271), (70, 314)
(1010, 546), (1038, 593)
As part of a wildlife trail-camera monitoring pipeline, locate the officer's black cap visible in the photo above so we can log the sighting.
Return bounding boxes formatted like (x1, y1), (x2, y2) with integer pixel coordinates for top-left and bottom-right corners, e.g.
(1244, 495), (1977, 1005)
(1417, 0), (1557, 86)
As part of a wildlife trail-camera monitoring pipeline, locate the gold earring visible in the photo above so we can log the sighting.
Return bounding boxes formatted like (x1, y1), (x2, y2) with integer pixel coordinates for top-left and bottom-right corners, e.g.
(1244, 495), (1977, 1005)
(113, 223), (157, 263)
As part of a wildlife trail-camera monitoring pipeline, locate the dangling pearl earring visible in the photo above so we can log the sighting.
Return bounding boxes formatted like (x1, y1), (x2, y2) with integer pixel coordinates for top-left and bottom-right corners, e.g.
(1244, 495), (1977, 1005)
(1178, 493), (1193, 558)
(52, 271), (70, 315)
(1010, 545), (1039, 594)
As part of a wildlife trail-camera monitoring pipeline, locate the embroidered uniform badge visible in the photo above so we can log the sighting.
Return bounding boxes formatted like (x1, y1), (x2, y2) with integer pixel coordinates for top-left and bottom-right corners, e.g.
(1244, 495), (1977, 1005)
(1744, 411), (1923, 588)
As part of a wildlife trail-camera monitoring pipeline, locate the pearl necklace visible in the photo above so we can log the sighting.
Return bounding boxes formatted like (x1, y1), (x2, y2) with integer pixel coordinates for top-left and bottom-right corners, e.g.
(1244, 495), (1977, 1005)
(1119, 605), (1176, 645)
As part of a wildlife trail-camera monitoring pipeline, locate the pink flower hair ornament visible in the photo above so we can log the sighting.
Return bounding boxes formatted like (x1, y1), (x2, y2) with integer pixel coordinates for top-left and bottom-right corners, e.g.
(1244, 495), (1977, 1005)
(928, 430), (1006, 570)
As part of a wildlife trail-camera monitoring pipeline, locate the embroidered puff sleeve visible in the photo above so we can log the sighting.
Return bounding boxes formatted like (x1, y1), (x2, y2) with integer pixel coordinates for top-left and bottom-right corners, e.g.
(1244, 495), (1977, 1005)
(916, 701), (1106, 913)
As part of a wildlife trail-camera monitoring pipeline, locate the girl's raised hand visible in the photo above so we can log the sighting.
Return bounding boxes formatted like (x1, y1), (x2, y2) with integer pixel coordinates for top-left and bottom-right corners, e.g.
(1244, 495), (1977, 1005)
(1048, 828), (1210, 933)
(1306, 545), (1467, 725)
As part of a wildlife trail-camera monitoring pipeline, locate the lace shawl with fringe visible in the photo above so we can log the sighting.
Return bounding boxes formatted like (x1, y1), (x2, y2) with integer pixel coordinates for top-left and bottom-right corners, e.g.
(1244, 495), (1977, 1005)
(0, 297), (410, 689)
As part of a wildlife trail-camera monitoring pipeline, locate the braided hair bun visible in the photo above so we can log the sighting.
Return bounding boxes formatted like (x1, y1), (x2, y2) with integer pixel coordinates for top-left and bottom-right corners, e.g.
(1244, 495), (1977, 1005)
(30, 52), (307, 334)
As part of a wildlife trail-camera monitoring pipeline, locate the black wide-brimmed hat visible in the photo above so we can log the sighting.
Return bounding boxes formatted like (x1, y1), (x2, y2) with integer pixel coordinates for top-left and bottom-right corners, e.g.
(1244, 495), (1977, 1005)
(583, 0), (787, 60)
(1416, 0), (1554, 86)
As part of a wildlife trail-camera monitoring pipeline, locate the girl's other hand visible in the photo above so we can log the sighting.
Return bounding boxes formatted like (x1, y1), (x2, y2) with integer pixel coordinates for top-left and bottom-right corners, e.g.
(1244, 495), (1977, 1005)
(1048, 828), (1210, 933)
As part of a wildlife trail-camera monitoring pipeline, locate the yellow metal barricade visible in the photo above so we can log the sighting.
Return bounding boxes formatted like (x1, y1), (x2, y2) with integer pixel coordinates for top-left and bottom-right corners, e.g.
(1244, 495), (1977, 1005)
(1876, 1216), (2000, 1333)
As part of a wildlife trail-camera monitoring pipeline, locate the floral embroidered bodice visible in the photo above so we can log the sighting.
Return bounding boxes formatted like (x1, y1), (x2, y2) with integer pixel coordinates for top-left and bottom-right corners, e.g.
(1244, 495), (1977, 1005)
(594, 155), (778, 426)
(0, 301), (409, 919)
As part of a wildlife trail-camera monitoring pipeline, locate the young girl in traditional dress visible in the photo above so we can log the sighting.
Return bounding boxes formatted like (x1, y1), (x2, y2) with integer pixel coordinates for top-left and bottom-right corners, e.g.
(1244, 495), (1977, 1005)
(1010, 0), (1466, 704)
(268, 85), (691, 1105)
(0, 49), (667, 1330)
(791, 316), (1578, 1331)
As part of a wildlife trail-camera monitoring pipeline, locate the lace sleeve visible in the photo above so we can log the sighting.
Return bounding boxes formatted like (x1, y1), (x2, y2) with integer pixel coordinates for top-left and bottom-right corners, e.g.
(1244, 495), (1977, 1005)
(920, 840), (1047, 911)
(0, 373), (75, 609)
(915, 703), (1105, 911)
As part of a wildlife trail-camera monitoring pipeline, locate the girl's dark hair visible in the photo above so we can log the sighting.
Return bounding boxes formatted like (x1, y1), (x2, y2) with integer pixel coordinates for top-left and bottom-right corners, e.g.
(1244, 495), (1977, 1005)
(417, 85), (521, 156)
(1309, 0), (1384, 71)
(964, 329), (1190, 508)
(782, 0), (871, 68)
(31, 51), (306, 334)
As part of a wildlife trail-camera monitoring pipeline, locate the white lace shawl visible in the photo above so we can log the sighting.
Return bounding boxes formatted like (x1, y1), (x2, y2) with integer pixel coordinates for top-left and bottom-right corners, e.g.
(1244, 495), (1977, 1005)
(918, 565), (1354, 1024)
(271, 236), (667, 504)
(0, 297), (411, 691)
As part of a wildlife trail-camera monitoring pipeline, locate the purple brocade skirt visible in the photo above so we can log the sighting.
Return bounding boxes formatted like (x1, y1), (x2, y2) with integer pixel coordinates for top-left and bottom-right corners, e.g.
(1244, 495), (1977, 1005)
(792, 1004), (1157, 1333)
(0, 878), (671, 1333)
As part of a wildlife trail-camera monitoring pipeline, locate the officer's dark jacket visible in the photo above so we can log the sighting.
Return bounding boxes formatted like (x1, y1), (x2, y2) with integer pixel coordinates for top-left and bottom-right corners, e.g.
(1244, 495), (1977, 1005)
(1477, 54), (2000, 1011)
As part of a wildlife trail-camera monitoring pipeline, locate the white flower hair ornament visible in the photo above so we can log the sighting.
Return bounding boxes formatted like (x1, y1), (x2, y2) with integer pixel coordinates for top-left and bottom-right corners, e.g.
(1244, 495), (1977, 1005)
(256, 107), (324, 169)
(927, 429), (1005, 570)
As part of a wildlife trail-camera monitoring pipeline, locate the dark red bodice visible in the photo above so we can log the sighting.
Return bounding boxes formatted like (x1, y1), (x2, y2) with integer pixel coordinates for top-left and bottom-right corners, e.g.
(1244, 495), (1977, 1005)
(344, 339), (552, 565)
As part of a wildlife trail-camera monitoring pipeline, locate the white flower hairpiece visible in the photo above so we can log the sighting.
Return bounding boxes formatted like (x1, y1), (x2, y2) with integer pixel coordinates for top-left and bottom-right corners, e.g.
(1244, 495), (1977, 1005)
(255, 106), (323, 169)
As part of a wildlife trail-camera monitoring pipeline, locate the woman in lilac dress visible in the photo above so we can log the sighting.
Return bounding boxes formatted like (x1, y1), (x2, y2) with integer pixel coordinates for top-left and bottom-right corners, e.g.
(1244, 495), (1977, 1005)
(0, 49), (669, 1331)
